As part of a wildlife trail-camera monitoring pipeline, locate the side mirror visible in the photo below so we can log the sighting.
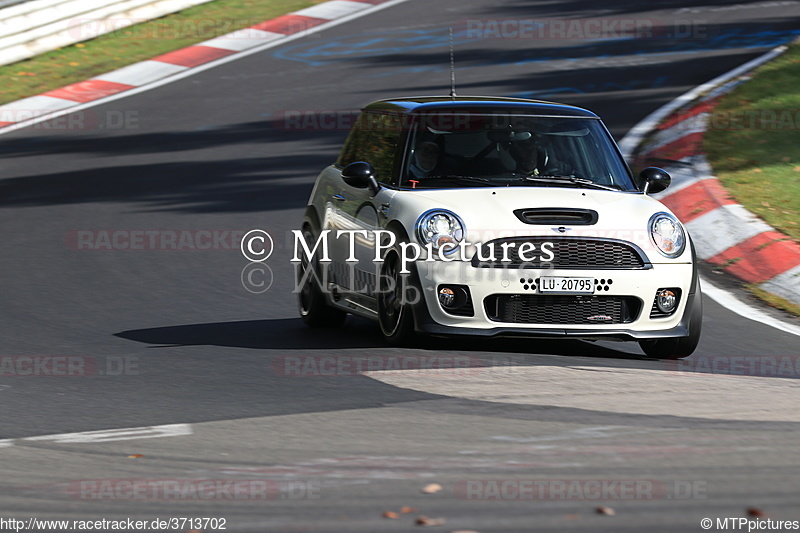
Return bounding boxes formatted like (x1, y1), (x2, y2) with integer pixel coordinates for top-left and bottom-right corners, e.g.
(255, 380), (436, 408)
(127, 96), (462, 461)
(639, 167), (671, 195)
(342, 161), (381, 196)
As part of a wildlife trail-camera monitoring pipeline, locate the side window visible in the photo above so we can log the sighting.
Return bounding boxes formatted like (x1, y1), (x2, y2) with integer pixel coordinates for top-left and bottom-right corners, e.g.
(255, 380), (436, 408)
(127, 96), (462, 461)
(362, 112), (402, 183)
(337, 113), (371, 167)
(337, 111), (402, 184)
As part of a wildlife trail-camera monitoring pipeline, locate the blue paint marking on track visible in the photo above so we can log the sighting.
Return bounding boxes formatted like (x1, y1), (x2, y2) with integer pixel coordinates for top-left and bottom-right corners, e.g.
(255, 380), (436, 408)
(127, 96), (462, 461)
(273, 29), (475, 67)
(273, 27), (800, 67)
(512, 75), (670, 99)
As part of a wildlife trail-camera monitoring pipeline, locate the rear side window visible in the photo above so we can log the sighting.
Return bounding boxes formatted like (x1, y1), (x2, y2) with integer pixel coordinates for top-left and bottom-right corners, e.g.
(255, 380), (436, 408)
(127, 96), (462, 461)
(337, 111), (403, 183)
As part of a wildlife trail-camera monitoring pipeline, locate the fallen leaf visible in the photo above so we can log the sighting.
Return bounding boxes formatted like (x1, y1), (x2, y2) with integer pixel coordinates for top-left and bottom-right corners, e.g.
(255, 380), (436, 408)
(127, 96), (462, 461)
(127, 454), (143, 458)
(76, 43), (85, 48)
(753, 168), (762, 173)
(596, 506), (616, 516)
(793, 166), (800, 171)
(415, 515), (446, 526)
(747, 507), (766, 517)
(762, 201), (770, 207)
(69, 62), (80, 66)
(383, 511), (399, 519)
(401, 506), (417, 513)
(422, 483), (442, 494)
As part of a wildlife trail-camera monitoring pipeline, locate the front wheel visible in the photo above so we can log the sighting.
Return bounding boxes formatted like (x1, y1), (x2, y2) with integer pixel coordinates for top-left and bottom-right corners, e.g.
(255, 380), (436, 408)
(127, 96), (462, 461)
(297, 227), (347, 328)
(377, 248), (417, 346)
(639, 288), (703, 359)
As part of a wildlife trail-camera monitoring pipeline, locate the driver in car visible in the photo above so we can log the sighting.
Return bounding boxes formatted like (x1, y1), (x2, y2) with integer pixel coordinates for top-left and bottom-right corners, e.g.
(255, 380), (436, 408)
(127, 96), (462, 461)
(408, 141), (440, 181)
(510, 136), (572, 176)
(509, 137), (541, 175)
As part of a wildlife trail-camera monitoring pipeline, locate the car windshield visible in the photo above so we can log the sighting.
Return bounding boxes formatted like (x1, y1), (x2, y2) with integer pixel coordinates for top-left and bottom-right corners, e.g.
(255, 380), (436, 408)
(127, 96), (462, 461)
(401, 113), (636, 191)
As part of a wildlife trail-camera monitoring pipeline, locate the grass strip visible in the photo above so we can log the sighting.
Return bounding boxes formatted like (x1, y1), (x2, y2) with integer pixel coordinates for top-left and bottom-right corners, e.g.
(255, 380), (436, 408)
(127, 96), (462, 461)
(0, 0), (326, 106)
(703, 42), (800, 242)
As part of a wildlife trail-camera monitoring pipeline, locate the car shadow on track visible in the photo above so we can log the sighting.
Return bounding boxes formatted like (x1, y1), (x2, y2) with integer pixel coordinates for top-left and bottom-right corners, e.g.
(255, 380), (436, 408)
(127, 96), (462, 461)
(114, 317), (385, 350)
(114, 315), (648, 361)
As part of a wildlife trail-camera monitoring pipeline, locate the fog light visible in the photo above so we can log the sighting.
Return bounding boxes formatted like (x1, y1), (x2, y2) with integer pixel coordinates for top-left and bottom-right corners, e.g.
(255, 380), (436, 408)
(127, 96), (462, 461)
(656, 289), (677, 313)
(438, 287), (456, 308)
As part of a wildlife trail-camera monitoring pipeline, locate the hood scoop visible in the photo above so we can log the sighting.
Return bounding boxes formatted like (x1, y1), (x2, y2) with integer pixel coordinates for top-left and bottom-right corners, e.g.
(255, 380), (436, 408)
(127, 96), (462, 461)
(513, 208), (598, 226)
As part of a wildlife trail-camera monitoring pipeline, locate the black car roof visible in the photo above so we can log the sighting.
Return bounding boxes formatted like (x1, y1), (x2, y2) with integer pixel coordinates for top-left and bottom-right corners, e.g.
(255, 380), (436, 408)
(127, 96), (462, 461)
(363, 96), (599, 118)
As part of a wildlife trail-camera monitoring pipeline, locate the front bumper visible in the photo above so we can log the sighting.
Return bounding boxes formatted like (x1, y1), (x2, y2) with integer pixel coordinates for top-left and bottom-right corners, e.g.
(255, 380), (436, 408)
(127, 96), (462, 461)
(412, 260), (696, 340)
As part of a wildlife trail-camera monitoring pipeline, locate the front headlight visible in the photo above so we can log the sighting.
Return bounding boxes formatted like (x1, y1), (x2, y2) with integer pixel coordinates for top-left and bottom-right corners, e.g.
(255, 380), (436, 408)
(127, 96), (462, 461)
(416, 209), (465, 255)
(649, 212), (686, 258)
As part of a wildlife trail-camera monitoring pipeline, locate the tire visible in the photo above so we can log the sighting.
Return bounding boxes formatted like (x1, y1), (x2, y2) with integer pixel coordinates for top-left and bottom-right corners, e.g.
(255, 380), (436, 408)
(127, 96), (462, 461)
(639, 287), (703, 359)
(377, 246), (417, 346)
(297, 227), (347, 328)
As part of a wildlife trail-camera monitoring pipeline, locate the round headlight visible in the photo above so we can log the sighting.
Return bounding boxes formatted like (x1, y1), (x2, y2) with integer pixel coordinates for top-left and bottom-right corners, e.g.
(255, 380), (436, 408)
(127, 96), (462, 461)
(649, 212), (686, 258)
(416, 209), (465, 255)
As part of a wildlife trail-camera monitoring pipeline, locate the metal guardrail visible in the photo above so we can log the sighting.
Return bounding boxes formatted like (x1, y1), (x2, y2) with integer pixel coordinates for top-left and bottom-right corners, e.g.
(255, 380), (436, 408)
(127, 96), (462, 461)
(0, 0), (216, 67)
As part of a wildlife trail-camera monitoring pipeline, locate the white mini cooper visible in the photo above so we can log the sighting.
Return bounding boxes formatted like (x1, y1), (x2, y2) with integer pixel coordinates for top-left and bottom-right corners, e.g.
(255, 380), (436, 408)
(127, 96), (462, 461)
(296, 96), (702, 359)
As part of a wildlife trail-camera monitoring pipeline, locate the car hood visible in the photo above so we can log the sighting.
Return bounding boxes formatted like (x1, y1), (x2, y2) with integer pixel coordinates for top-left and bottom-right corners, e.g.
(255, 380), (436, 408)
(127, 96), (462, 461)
(387, 186), (687, 261)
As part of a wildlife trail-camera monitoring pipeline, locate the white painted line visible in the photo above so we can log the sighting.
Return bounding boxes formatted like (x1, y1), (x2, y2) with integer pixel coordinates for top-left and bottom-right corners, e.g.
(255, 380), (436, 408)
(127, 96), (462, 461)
(95, 60), (188, 87)
(692, 155), (717, 181)
(619, 45), (789, 159)
(294, 0), (371, 19)
(759, 265), (800, 309)
(0, 94), (77, 113)
(23, 423), (192, 444)
(702, 276), (800, 337)
(0, 439), (13, 448)
(639, 114), (707, 155)
(686, 204), (772, 259)
(654, 155), (722, 198)
(0, 0), (411, 134)
(200, 29), (283, 52)
(652, 161), (709, 199)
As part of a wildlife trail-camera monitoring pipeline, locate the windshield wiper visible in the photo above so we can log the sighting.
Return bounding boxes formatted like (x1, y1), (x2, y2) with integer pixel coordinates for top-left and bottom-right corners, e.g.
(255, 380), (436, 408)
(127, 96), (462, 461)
(519, 175), (620, 191)
(426, 175), (494, 185)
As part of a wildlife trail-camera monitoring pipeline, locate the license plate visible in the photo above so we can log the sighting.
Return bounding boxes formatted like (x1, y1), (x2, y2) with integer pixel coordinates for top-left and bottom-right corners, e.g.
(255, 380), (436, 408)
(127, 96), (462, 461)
(538, 277), (595, 294)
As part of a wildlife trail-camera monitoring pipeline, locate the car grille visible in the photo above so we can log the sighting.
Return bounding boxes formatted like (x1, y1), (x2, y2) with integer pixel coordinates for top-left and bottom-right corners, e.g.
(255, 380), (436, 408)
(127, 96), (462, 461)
(485, 294), (642, 324)
(472, 237), (649, 269)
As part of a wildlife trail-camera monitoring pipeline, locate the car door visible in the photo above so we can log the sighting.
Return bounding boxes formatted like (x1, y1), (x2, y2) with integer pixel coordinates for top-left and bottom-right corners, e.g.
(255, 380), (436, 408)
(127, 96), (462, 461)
(327, 111), (404, 297)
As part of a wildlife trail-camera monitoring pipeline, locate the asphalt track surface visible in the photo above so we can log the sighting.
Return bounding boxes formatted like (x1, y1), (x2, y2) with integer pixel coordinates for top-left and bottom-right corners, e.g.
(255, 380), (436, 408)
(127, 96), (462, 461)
(1, 0), (800, 531)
